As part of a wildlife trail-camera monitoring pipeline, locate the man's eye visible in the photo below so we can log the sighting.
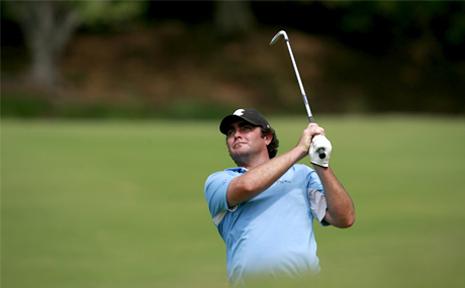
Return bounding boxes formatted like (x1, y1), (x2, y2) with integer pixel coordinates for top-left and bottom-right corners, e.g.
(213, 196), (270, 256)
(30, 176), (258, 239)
(227, 129), (234, 136)
(242, 125), (253, 131)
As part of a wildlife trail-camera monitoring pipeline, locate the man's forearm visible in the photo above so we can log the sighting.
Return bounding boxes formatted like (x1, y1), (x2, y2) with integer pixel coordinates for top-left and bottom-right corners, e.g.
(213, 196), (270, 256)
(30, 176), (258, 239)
(227, 146), (305, 207)
(314, 166), (355, 228)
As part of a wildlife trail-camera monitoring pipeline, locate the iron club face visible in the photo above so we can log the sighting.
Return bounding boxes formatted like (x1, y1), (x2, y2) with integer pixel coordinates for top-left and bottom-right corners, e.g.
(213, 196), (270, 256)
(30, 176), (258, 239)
(269, 30), (288, 45)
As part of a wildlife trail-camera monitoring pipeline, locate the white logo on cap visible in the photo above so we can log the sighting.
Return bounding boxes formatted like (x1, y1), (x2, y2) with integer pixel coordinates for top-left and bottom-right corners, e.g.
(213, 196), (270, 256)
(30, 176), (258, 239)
(233, 109), (245, 116)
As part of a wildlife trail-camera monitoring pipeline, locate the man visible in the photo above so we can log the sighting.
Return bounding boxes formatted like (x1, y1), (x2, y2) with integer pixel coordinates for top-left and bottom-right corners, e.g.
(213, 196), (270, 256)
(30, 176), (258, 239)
(204, 108), (355, 284)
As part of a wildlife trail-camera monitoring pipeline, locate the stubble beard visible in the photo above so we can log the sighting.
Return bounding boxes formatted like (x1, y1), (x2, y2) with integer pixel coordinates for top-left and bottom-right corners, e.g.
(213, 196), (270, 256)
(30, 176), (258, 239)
(229, 149), (252, 167)
(228, 142), (257, 167)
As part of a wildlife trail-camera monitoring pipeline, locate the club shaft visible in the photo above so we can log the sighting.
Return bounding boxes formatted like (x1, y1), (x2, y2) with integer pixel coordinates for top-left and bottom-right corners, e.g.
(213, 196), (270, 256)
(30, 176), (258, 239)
(284, 40), (314, 123)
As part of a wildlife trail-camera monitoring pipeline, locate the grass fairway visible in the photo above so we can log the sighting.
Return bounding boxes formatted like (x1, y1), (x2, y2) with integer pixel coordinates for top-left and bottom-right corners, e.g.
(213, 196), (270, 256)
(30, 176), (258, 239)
(2, 116), (465, 288)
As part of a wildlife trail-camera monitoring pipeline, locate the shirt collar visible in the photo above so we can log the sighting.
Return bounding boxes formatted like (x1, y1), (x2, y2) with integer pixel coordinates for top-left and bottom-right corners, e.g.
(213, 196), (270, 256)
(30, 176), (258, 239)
(225, 167), (248, 173)
(225, 166), (294, 182)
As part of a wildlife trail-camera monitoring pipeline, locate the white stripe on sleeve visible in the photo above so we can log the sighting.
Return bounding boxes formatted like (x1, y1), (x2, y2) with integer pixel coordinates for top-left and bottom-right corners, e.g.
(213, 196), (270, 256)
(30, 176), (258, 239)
(308, 189), (327, 224)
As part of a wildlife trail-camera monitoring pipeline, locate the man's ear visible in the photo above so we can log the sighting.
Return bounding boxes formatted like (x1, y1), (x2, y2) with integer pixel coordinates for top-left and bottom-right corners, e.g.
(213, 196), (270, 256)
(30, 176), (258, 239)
(263, 133), (272, 145)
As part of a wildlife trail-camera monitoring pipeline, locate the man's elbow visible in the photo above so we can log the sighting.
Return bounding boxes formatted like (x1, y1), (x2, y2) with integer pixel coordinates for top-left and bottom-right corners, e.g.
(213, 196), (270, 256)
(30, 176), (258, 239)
(339, 213), (355, 228)
(342, 213), (355, 228)
(340, 216), (355, 228)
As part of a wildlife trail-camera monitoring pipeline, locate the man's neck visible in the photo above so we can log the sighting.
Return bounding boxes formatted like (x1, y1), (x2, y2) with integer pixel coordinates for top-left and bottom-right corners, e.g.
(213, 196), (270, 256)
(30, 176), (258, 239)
(238, 152), (270, 170)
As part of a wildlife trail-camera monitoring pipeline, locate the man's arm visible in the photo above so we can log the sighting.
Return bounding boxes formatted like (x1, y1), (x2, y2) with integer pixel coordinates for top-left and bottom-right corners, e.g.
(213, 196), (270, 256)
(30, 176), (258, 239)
(226, 124), (319, 207)
(227, 145), (306, 207)
(314, 166), (355, 228)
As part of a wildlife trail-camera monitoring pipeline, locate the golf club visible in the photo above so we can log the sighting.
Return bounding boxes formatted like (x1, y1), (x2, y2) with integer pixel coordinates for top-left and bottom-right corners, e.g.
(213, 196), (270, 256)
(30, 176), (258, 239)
(270, 30), (329, 160)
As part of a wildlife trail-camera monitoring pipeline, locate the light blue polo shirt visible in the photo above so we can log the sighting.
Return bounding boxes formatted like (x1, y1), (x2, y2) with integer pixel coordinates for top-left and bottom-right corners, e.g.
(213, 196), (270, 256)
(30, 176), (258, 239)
(204, 164), (327, 283)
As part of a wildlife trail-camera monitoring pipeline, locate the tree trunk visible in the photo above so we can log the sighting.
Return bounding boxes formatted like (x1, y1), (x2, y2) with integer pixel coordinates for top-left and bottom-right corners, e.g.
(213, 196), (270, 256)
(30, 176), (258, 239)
(13, 1), (80, 88)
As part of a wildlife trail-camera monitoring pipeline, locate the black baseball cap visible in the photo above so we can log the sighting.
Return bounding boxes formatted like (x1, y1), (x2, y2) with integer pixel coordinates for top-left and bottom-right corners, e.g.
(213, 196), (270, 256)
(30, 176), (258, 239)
(219, 108), (272, 134)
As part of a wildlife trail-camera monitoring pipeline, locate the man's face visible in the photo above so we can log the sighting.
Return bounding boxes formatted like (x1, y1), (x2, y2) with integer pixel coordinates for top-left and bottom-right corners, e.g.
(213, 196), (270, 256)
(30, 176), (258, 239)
(225, 120), (270, 165)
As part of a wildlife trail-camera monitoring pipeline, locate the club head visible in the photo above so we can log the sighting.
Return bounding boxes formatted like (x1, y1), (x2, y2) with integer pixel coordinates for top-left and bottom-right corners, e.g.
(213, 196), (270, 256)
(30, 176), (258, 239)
(269, 30), (288, 45)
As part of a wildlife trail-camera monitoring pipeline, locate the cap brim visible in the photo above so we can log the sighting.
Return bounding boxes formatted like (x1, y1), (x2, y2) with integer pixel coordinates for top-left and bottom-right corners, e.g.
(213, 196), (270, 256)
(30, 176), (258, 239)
(219, 115), (258, 134)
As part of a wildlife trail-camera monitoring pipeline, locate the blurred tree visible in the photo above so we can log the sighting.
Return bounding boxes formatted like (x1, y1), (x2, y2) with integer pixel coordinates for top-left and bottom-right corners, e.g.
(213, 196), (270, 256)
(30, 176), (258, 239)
(77, 0), (148, 32)
(321, 0), (465, 58)
(5, 0), (145, 89)
(8, 1), (80, 88)
(214, 1), (255, 36)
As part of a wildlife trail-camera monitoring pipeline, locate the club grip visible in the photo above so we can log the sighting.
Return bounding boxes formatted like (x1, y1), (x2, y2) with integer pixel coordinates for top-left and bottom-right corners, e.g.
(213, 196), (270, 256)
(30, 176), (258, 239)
(308, 116), (325, 158)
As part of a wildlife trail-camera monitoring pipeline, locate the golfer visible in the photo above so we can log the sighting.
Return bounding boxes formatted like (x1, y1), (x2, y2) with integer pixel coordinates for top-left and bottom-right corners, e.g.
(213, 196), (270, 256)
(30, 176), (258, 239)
(204, 108), (355, 284)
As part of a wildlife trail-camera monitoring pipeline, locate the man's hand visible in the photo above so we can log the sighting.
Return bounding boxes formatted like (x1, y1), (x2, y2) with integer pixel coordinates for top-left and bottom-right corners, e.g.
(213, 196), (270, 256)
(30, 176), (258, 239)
(296, 123), (325, 155)
(310, 134), (332, 167)
(296, 123), (332, 167)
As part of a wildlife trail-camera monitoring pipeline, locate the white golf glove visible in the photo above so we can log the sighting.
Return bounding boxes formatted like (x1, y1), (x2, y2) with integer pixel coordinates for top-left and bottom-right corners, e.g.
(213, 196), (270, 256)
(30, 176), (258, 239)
(309, 134), (332, 167)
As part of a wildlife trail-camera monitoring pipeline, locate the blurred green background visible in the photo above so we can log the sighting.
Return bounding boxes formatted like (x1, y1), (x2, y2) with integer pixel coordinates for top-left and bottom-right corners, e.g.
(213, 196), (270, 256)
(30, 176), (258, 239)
(2, 117), (465, 287)
(1, 1), (465, 288)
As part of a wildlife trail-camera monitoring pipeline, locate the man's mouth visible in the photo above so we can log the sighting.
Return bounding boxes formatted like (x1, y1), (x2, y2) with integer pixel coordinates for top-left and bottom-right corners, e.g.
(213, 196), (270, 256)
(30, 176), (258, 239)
(232, 142), (247, 149)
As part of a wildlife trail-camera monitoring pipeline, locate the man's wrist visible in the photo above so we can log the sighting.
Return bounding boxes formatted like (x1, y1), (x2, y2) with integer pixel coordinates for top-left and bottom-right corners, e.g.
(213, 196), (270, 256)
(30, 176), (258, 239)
(293, 145), (309, 161)
(312, 163), (329, 170)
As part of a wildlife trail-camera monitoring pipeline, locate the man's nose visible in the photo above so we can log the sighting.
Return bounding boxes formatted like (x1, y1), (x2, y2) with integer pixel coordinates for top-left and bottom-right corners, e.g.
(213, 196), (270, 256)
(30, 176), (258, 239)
(233, 129), (243, 138)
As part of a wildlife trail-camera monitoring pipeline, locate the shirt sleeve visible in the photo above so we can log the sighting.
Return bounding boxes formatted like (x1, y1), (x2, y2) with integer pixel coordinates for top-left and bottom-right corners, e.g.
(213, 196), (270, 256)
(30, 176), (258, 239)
(204, 171), (238, 225)
(307, 169), (329, 226)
